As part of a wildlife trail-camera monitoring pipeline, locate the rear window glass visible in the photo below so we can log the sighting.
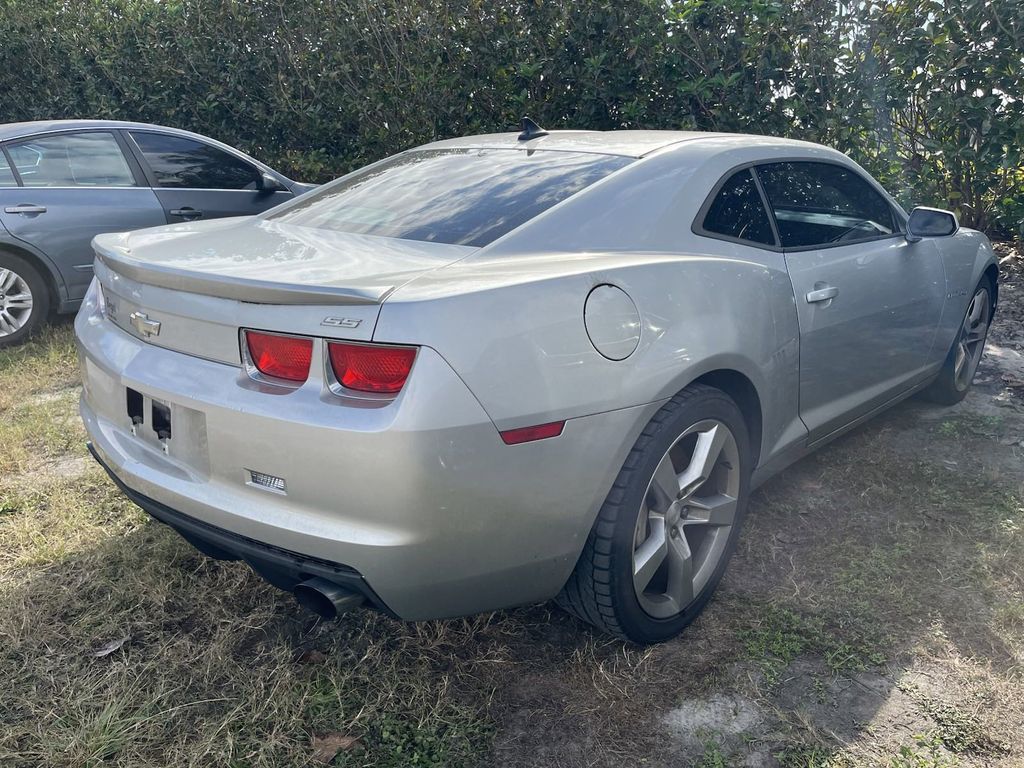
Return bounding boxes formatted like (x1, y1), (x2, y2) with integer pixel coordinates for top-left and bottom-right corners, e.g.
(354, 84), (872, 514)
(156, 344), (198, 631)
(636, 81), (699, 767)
(267, 148), (633, 247)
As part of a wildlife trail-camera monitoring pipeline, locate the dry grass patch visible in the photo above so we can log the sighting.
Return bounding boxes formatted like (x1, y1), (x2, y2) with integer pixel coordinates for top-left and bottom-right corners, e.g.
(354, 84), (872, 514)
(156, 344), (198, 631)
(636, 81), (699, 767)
(2, 258), (1024, 768)
(0, 321), (83, 476)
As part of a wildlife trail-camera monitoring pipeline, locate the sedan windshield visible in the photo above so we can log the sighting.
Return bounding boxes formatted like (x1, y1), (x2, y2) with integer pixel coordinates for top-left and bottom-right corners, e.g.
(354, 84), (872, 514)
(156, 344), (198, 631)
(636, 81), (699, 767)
(266, 148), (632, 247)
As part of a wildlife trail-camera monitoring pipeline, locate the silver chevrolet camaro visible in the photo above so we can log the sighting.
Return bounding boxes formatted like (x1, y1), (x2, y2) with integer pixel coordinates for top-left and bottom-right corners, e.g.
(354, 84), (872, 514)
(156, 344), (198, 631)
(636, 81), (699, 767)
(76, 122), (997, 644)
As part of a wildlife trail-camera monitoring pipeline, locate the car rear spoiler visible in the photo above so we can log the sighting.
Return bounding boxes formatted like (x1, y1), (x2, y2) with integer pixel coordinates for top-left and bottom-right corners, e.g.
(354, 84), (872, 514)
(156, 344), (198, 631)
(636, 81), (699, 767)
(92, 233), (390, 306)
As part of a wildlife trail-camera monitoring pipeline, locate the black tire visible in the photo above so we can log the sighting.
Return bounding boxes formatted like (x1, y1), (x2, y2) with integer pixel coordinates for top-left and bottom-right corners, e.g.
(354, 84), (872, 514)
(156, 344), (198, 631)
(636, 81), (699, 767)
(919, 276), (994, 406)
(0, 252), (51, 349)
(557, 384), (751, 644)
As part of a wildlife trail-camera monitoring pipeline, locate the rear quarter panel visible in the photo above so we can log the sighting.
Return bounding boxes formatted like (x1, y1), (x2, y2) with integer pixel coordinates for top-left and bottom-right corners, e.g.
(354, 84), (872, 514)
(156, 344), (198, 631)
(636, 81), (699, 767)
(375, 251), (805, 473)
(376, 140), (820, 471)
(0, 226), (70, 307)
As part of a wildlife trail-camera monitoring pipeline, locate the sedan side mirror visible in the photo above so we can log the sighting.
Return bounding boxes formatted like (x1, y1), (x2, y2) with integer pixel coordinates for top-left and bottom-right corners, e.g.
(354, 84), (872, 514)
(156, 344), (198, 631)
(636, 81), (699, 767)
(906, 206), (959, 243)
(258, 171), (287, 193)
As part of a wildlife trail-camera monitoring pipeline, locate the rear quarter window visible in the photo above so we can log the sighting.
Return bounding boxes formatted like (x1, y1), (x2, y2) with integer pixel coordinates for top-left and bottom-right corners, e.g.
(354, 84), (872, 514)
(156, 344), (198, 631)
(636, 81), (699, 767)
(699, 169), (776, 246)
(267, 148), (633, 247)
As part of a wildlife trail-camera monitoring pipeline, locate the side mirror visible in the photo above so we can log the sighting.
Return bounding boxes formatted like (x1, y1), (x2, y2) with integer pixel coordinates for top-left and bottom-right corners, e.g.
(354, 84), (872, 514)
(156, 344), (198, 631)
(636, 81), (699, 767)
(906, 206), (958, 243)
(258, 171), (287, 193)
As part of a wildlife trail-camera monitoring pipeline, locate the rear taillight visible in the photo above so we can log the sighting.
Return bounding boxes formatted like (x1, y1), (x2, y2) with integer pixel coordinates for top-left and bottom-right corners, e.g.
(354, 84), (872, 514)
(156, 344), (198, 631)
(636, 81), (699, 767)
(245, 330), (313, 383)
(327, 342), (417, 394)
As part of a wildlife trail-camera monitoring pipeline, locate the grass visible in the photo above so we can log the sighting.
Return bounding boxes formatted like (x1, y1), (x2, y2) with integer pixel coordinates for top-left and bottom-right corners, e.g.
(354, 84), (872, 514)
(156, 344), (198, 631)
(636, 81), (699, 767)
(0, 324), (85, 476)
(697, 738), (729, 767)
(736, 602), (887, 685)
(887, 737), (960, 768)
(1, 320), (1023, 767)
(936, 412), (1004, 439)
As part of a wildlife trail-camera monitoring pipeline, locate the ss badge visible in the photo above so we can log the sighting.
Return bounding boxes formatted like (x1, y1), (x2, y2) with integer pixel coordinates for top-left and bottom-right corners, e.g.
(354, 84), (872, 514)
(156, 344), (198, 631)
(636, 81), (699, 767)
(321, 316), (362, 329)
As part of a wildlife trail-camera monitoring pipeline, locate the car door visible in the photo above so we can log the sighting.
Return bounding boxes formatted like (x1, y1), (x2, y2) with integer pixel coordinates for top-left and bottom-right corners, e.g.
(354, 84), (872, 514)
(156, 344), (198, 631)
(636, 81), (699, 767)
(0, 131), (166, 302)
(126, 131), (294, 223)
(757, 161), (945, 443)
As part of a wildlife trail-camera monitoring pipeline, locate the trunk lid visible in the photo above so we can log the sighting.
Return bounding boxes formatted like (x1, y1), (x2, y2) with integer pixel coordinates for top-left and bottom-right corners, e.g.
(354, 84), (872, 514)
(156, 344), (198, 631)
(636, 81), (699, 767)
(92, 217), (475, 364)
(93, 216), (475, 305)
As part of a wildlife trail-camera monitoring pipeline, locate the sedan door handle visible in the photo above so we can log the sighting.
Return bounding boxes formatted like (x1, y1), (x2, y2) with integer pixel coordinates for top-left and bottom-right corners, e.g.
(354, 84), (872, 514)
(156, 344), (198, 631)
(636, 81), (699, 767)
(170, 207), (203, 220)
(806, 286), (839, 303)
(4, 204), (47, 215)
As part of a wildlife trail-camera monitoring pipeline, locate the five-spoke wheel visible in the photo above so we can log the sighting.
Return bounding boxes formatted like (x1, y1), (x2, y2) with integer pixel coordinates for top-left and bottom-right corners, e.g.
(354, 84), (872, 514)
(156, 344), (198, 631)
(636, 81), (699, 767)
(558, 384), (751, 644)
(921, 277), (994, 405)
(632, 419), (740, 619)
(953, 287), (990, 392)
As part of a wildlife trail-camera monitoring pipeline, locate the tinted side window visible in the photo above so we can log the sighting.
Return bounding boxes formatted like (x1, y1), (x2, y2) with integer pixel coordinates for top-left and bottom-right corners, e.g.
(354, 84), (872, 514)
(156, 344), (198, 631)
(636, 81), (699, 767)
(757, 162), (895, 248)
(0, 151), (16, 186)
(701, 169), (775, 245)
(131, 132), (260, 190)
(6, 132), (135, 187)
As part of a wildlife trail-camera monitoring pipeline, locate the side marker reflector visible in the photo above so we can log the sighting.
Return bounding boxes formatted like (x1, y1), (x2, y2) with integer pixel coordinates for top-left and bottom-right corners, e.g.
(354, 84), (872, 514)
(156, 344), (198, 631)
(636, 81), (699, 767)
(499, 421), (565, 445)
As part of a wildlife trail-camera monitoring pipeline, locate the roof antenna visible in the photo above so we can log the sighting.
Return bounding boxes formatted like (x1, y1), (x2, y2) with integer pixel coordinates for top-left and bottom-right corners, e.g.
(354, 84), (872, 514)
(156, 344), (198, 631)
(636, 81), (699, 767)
(517, 116), (549, 141)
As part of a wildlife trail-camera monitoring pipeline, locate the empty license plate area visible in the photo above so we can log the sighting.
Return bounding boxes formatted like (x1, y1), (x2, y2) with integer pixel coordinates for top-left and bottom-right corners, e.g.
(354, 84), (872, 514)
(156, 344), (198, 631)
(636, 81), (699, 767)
(124, 386), (210, 475)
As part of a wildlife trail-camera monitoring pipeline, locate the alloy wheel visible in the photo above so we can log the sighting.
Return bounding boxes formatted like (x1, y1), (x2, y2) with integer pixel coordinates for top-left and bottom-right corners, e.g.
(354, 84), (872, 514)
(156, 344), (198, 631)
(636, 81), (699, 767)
(632, 419), (741, 619)
(0, 267), (34, 338)
(954, 287), (990, 391)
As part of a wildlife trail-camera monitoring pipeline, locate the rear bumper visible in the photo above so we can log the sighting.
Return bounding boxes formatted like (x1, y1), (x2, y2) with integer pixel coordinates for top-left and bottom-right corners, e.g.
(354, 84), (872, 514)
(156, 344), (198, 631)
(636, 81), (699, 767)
(88, 442), (392, 613)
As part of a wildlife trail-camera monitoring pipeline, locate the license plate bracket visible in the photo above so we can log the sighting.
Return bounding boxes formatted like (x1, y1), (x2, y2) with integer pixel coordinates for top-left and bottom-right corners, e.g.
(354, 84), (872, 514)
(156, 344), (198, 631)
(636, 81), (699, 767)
(152, 400), (172, 441)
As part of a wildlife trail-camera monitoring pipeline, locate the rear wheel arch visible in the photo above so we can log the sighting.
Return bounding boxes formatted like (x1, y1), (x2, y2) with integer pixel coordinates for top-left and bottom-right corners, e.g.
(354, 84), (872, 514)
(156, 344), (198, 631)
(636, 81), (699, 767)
(0, 242), (63, 312)
(688, 369), (764, 469)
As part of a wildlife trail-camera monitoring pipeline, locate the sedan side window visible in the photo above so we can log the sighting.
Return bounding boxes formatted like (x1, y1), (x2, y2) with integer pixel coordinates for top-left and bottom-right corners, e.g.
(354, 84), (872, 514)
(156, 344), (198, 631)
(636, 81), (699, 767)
(756, 162), (896, 248)
(0, 151), (16, 186)
(5, 132), (136, 187)
(131, 132), (261, 190)
(700, 169), (776, 245)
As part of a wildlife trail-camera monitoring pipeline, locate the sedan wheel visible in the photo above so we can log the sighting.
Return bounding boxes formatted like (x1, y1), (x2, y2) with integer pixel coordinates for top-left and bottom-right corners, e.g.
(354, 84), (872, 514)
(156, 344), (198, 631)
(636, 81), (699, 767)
(0, 267), (35, 338)
(0, 255), (50, 349)
(558, 384), (751, 644)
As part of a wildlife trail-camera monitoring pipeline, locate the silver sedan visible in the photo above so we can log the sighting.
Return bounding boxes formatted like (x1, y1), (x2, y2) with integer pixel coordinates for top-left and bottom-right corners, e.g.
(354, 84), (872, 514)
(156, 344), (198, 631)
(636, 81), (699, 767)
(76, 122), (997, 643)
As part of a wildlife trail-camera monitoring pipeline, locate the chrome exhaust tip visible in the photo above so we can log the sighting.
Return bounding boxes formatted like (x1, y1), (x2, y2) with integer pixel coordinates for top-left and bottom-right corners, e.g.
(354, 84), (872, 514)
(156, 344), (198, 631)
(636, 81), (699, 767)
(294, 577), (365, 619)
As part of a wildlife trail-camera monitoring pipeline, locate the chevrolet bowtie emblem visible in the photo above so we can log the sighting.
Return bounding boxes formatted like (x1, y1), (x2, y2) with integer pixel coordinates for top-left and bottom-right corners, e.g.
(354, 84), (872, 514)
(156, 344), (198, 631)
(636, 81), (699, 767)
(129, 311), (161, 338)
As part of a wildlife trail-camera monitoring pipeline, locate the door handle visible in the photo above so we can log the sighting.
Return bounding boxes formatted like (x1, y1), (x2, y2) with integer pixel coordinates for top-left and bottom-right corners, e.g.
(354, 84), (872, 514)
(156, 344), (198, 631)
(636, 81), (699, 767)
(4, 204), (47, 215)
(806, 286), (839, 303)
(170, 207), (203, 220)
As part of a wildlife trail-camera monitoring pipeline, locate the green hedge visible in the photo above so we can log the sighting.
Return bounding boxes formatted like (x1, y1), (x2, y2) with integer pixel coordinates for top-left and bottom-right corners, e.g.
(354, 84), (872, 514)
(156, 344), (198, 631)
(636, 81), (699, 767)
(1, 0), (1021, 234)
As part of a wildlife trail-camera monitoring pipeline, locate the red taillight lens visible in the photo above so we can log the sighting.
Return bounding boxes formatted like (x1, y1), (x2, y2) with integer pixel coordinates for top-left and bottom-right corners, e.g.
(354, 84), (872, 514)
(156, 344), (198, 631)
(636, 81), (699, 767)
(499, 421), (565, 445)
(245, 331), (313, 383)
(327, 342), (417, 394)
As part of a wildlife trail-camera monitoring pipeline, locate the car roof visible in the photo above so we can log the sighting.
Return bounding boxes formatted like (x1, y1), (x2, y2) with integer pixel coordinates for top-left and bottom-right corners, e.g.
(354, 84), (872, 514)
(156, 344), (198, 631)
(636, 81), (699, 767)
(0, 119), (218, 142)
(0, 119), (290, 179)
(414, 129), (825, 159)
